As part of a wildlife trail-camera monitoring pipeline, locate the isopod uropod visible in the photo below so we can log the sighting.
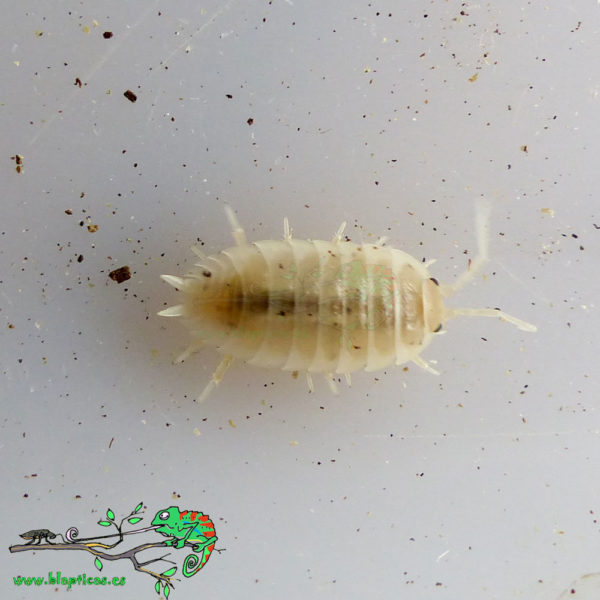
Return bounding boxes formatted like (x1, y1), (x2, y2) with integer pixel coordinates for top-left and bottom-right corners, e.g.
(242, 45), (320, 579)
(159, 204), (536, 401)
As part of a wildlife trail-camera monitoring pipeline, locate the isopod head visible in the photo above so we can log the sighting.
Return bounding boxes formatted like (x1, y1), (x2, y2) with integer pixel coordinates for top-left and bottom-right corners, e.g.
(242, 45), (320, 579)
(422, 277), (445, 334)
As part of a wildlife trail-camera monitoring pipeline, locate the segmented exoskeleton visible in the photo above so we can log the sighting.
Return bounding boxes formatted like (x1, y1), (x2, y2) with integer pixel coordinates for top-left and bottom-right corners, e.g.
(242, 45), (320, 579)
(159, 205), (536, 400)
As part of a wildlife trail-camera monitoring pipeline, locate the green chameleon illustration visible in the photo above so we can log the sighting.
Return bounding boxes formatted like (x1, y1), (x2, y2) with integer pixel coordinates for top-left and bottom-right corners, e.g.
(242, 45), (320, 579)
(151, 507), (218, 577)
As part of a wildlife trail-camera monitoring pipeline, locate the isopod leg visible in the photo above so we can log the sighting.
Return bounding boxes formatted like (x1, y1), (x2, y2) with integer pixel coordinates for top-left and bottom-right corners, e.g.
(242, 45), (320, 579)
(442, 200), (491, 297)
(324, 373), (340, 395)
(224, 205), (248, 246)
(174, 339), (204, 364)
(332, 222), (347, 244)
(448, 307), (537, 332)
(160, 274), (188, 290)
(411, 355), (440, 376)
(305, 372), (314, 393)
(157, 304), (185, 317)
(190, 245), (206, 259)
(197, 355), (234, 402)
(283, 217), (292, 241)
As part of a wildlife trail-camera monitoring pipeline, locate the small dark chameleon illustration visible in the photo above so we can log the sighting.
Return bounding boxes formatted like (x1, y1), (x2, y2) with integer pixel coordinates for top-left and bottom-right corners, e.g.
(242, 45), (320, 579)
(19, 529), (58, 545)
(151, 506), (218, 577)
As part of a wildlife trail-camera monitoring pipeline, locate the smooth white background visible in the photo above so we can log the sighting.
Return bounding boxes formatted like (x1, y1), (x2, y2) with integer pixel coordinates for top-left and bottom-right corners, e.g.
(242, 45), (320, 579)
(2, 2), (600, 599)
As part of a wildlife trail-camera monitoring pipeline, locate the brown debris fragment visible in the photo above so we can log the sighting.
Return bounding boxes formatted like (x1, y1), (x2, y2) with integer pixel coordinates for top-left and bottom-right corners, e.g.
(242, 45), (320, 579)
(109, 266), (131, 283)
(11, 154), (24, 173)
(123, 90), (137, 103)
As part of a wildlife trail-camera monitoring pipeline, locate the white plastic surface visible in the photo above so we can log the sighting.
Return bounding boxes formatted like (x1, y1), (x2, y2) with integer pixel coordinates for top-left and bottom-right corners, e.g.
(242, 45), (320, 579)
(3, 2), (600, 599)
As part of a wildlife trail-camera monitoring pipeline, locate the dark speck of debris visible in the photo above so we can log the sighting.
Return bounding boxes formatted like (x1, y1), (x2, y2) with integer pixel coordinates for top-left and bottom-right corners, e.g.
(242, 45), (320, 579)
(74, 77), (82, 87)
(247, 117), (254, 125)
(77, 254), (84, 263)
(103, 31), (113, 39)
(123, 90), (137, 103)
(226, 94), (233, 99)
(109, 266), (131, 284)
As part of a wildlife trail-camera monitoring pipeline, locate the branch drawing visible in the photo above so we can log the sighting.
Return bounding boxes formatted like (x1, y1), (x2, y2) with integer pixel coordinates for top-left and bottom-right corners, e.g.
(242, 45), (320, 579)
(9, 502), (222, 598)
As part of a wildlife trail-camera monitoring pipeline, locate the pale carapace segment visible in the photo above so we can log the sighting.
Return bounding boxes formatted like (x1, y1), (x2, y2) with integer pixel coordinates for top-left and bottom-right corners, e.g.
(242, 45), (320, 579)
(159, 205), (536, 400)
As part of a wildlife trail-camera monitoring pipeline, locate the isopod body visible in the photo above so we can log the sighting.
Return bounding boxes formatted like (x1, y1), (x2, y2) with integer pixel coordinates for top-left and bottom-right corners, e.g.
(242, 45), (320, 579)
(159, 205), (536, 399)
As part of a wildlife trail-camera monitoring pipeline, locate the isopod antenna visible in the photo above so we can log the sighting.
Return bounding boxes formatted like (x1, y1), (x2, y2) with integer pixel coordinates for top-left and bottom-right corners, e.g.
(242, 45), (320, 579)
(440, 201), (537, 333)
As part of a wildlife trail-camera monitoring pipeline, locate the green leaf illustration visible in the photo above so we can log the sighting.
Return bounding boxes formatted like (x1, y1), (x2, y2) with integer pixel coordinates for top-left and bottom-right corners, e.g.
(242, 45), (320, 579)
(106, 508), (115, 520)
(162, 567), (176, 577)
(134, 501), (143, 513)
(164, 583), (170, 598)
(128, 517), (142, 525)
(94, 557), (103, 571)
(97, 520), (112, 527)
(154, 580), (160, 594)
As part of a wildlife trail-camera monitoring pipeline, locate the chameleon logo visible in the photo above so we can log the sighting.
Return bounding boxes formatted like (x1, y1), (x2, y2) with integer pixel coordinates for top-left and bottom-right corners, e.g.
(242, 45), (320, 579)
(10, 501), (221, 597)
(151, 506), (218, 577)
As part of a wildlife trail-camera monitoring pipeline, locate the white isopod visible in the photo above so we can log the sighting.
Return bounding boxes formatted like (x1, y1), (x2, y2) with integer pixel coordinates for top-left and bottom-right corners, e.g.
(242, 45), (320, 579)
(159, 204), (536, 401)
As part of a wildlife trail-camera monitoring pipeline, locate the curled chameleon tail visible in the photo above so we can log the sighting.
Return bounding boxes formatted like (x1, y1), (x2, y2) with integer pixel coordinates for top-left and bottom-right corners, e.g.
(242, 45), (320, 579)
(182, 536), (217, 577)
